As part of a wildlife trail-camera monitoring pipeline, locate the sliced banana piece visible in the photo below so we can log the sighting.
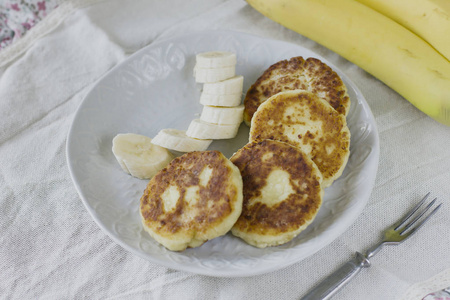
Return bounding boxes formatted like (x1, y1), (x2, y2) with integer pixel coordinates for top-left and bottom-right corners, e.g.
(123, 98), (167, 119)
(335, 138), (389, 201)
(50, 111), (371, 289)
(199, 92), (242, 107)
(202, 75), (243, 95)
(200, 105), (244, 125)
(194, 65), (235, 83)
(195, 51), (236, 68)
(186, 119), (240, 140)
(151, 129), (212, 152)
(112, 133), (174, 179)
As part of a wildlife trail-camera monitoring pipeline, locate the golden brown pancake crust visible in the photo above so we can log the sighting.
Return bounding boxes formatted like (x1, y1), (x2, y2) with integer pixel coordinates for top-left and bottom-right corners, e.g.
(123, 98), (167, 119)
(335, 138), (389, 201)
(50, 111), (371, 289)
(230, 140), (322, 235)
(140, 151), (238, 236)
(250, 90), (350, 187)
(244, 56), (350, 124)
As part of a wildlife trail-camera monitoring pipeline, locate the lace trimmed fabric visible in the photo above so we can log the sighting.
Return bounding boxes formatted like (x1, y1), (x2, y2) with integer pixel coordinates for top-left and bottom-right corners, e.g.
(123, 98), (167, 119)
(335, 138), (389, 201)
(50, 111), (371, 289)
(0, 0), (61, 50)
(423, 289), (450, 300)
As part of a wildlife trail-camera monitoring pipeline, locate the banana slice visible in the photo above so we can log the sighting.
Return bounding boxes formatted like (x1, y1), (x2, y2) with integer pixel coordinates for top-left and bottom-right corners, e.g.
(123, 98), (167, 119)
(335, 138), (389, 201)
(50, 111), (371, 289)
(202, 76), (244, 95)
(151, 129), (212, 152)
(199, 92), (242, 107)
(200, 105), (244, 125)
(194, 65), (235, 83)
(112, 133), (174, 179)
(195, 51), (237, 68)
(186, 119), (240, 140)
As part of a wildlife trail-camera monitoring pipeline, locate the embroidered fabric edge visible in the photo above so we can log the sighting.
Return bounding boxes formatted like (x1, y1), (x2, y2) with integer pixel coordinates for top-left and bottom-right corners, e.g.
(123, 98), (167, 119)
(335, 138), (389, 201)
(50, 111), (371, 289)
(0, 0), (108, 68)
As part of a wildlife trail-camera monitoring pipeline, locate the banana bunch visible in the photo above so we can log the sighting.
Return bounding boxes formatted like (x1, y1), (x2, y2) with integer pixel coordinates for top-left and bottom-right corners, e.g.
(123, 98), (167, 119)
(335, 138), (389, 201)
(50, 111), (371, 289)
(246, 0), (450, 126)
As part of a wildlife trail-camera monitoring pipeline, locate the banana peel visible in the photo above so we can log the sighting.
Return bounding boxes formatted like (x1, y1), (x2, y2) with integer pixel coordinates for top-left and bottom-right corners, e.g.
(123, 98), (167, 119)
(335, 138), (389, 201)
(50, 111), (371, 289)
(355, 0), (450, 62)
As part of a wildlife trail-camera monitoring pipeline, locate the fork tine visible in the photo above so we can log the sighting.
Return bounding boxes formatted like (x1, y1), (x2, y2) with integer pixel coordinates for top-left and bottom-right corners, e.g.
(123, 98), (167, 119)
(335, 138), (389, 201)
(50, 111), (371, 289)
(400, 197), (437, 233)
(400, 203), (442, 237)
(394, 192), (430, 230)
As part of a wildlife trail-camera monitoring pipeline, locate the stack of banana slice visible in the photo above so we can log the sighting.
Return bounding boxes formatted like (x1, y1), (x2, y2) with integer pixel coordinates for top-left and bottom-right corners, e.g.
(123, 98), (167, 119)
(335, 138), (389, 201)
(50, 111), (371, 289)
(151, 51), (244, 151)
(112, 51), (245, 180)
(187, 52), (244, 140)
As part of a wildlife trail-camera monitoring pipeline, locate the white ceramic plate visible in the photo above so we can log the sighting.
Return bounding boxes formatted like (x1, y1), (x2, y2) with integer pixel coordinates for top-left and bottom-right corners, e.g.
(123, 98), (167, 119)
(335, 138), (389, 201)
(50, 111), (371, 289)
(66, 30), (379, 277)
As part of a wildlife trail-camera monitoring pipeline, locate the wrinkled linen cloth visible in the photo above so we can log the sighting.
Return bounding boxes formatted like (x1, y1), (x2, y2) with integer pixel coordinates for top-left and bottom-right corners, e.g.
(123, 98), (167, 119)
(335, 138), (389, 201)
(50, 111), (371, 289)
(1, 1), (449, 299)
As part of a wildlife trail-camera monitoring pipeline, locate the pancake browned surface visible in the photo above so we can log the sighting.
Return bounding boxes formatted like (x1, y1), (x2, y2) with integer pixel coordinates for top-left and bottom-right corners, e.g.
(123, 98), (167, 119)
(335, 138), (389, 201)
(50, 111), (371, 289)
(243, 56), (350, 125)
(250, 90), (350, 188)
(140, 150), (243, 251)
(230, 139), (323, 248)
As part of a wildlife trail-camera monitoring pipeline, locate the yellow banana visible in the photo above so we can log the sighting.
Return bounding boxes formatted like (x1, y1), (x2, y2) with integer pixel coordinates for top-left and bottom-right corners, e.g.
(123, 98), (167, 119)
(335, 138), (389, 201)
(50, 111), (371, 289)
(355, 0), (450, 62)
(246, 0), (450, 126)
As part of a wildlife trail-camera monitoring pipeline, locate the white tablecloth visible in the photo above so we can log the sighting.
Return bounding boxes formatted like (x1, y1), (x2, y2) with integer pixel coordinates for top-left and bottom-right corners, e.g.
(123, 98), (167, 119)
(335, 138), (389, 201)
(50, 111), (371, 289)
(1, 1), (449, 299)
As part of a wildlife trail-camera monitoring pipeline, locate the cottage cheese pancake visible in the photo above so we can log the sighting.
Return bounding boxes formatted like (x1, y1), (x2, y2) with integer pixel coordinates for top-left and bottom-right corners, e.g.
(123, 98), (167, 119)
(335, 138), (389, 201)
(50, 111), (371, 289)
(243, 56), (350, 125)
(230, 139), (323, 248)
(140, 150), (243, 251)
(250, 90), (350, 187)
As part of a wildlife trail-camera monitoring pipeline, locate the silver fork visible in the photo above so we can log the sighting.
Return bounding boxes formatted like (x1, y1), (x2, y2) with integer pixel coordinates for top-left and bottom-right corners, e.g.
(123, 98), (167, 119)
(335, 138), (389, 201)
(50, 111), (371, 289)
(301, 193), (442, 300)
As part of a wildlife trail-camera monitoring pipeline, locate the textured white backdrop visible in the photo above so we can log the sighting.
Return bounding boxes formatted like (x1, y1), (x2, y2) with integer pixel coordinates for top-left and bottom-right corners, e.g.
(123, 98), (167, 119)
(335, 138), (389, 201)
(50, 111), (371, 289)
(1, 0), (449, 299)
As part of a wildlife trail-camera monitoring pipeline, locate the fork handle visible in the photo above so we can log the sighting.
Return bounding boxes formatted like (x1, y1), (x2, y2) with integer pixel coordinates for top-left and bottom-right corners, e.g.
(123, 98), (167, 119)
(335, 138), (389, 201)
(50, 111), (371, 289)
(301, 252), (371, 300)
